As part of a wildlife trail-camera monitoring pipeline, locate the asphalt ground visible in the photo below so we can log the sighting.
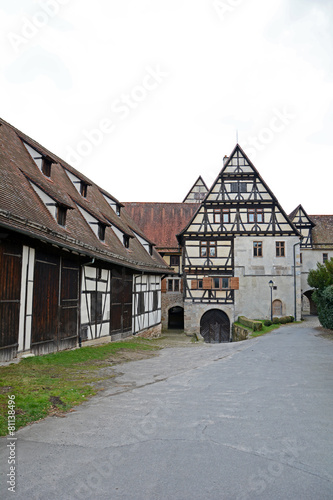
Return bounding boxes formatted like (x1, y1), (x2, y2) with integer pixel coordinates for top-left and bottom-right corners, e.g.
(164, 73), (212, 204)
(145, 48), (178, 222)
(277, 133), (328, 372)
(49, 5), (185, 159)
(1, 317), (332, 500)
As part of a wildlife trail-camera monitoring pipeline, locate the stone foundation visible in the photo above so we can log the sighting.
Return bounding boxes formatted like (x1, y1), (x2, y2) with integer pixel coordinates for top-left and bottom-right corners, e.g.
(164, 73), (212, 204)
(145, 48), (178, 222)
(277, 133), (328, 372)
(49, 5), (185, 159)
(136, 323), (162, 339)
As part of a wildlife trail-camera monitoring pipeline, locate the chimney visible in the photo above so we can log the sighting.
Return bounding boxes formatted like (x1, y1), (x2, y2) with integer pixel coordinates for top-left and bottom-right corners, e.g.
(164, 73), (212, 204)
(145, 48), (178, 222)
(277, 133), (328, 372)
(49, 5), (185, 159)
(223, 155), (229, 166)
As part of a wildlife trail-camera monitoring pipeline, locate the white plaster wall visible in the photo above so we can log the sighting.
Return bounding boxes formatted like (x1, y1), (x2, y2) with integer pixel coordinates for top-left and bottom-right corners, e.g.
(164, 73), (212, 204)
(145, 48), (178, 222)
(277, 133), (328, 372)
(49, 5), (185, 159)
(234, 236), (301, 320)
(300, 248), (333, 293)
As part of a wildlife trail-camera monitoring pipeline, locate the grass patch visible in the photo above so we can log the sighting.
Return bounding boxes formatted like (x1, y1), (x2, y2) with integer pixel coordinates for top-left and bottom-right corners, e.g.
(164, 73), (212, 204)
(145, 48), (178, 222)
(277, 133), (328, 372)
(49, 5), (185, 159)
(0, 338), (160, 436)
(249, 321), (281, 337)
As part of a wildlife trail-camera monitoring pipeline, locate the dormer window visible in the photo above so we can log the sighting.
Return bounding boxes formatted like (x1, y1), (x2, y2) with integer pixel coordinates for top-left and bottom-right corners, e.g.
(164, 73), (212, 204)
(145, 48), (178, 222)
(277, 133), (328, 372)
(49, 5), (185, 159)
(65, 170), (89, 198)
(102, 193), (122, 216)
(29, 181), (68, 227)
(76, 204), (108, 242)
(23, 142), (52, 178)
(149, 244), (153, 255)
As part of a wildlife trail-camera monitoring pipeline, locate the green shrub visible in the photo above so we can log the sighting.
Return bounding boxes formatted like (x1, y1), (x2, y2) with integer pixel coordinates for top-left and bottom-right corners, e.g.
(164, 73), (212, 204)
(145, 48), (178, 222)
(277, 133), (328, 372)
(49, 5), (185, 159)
(289, 316), (294, 322)
(264, 320), (272, 326)
(273, 317), (280, 324)
(314, 285), (333, 330)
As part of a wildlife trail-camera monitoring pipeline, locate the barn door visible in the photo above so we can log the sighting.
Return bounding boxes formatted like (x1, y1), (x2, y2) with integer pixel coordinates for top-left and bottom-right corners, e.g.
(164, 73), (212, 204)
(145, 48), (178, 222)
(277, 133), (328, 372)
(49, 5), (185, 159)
(32, 251), (80, 354)
(59, 259), (80, 350)
(31, 251), (59, 352)
(0, 241), (22, 358)
(200, 309), (230, 343)
(111, 268), (133, 334)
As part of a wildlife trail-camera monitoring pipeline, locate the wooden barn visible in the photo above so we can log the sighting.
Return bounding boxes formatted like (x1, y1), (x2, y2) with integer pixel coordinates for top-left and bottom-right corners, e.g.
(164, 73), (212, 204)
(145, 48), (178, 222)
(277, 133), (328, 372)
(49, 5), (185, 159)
(0, 118), (171, 361)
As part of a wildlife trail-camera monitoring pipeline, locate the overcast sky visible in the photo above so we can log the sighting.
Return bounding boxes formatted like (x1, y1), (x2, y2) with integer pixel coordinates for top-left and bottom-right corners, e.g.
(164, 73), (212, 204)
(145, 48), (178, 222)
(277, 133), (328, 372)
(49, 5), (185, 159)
(1, 0), (332, 214)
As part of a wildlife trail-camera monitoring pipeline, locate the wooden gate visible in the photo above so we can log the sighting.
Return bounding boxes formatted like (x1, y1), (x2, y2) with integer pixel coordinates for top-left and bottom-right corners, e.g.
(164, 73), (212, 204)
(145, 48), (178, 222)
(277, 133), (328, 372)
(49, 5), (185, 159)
(0, 241), (22, 360)
(111, 267), (133, 334)
(31, 250), (79, 355)
(200, 309), (230, 343)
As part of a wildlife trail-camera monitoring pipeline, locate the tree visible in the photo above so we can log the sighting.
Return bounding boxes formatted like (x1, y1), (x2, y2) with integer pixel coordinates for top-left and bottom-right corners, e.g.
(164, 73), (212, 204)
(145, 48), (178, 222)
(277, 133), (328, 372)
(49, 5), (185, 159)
(308, 258), (333, 329)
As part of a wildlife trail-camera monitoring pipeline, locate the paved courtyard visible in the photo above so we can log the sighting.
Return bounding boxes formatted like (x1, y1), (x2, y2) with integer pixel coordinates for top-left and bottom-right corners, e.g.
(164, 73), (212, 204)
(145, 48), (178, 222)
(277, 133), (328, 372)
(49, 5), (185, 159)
(1, 317), (333, 499)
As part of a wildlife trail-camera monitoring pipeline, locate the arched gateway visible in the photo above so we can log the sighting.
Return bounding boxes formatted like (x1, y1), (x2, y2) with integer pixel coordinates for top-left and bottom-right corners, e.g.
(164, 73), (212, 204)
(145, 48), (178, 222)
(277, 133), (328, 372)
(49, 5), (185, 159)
(200, 309), (230, 343)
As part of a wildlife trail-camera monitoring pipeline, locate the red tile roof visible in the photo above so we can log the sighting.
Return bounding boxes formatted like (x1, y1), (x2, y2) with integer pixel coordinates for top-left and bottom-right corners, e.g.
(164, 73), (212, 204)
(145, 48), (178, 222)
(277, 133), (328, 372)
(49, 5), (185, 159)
(123, 203), (198, 250)
(0, 118), (171, 274)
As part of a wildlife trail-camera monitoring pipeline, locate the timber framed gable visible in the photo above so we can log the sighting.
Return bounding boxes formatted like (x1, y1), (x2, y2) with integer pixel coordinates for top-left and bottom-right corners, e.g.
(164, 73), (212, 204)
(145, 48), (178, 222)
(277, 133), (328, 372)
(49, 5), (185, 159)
(178, 144), (299, 306)
(289, 205), (315, 248)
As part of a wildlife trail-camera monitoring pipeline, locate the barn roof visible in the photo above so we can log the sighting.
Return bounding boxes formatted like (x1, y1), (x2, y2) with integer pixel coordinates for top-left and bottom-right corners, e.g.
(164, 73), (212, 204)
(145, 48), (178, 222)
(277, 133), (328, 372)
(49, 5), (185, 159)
(310, 215), (333, 247)
(0, 117), (171, 274)
(123, 203), (198, 251)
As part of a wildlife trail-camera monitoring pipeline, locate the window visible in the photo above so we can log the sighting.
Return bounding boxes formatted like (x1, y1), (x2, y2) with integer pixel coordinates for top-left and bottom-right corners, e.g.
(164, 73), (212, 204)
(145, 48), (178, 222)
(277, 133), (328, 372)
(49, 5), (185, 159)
(323, 253), (328, 263)
(200, 241), (216, 258)
(91, 291), (103, 323)
(80, 181), (88, 198)
(248, 209), (263, 223)
(231, 182), (247, 193)
(300, 253), (303, 264)
(213, 278), (220, 289)
(56, 206), (67, 226)
(253, 241), (262, 257)
(212, 277), (230, 289)
(222, 209), (230, 223)
(276, 241), (285, 257)
(116, 204), (121, 216)
(137, 292), (145, 315)
(152, 290), (158, 310)
(98, 223), (106, 242)
(123, 235), (130, 248)
(42, 157), (52, 177)
(170, 255), (180, 267)
(198, 280), (203, 289)
(168, 279), (180, 292)
(213, 209), (221, 223)
(222, 277), (229, 289)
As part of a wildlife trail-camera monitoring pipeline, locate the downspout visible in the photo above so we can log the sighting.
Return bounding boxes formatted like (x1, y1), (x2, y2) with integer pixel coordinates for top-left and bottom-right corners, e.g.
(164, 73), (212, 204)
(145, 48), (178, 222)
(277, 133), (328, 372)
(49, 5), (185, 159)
(293, 240), (301, 321)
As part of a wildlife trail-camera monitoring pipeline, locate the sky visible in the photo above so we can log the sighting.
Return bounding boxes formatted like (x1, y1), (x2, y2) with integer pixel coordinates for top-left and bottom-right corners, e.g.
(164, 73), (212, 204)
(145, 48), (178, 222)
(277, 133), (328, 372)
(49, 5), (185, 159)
(0, 0), (332, 215)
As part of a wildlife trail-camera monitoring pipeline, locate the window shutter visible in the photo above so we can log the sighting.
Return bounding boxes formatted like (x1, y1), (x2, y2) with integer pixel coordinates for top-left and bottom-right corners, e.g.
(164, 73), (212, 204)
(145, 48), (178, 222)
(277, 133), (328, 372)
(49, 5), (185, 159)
(161, 279), (167, 293)
(230, 277), (239, 290)
(203, 277), (212, 289)
(191, 279), (198, 290)
(180, 278), (183, 292)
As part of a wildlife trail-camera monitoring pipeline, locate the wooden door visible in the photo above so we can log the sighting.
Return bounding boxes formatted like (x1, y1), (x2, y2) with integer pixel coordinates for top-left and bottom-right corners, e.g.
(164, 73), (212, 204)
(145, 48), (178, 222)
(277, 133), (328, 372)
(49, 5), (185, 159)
(59, 259), (80, 349)
(31, 250), (59, 351)
(0, 241), (22, 357)
(200, 309), (230, 343)
(111, 268), (133, 333)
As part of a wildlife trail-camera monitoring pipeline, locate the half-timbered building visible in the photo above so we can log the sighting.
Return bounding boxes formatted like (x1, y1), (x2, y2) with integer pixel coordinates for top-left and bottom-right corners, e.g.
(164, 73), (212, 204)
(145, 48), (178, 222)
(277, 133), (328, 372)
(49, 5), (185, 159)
(123, 203), (197, 329)
(177, 144), (302, 341)
(0, 118), (171, 361)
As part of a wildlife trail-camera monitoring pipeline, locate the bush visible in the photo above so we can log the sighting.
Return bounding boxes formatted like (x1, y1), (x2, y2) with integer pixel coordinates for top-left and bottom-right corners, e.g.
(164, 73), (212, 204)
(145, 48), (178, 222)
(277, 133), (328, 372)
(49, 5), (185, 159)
(273, 317), (280, 324)
(264, 320), (272, 326)
(314, 285), (333, 330)
(289, 316), (294, 322)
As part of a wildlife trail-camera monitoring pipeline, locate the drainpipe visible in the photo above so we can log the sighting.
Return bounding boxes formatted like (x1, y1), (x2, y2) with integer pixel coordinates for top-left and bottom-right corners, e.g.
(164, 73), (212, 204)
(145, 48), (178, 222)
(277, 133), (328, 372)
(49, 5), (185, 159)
(293, 241), (301, 321)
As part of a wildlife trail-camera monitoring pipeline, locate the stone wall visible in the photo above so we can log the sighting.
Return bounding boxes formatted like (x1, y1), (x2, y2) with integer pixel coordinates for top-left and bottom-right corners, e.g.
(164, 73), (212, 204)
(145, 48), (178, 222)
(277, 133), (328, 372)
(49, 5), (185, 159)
(184, 302), (234, 337)
(232, 324), (250, 342)
(161, 292), (183, 330)
(136, 323), (162, 339)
